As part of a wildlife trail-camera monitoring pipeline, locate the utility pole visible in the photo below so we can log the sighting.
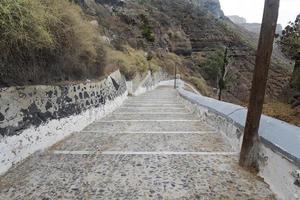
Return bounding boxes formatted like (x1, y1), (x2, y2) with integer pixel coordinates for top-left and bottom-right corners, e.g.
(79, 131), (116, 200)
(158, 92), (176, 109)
(174, 65), (177, 89)
(218, 47), (228, 101)
(239, 0), (280, 168)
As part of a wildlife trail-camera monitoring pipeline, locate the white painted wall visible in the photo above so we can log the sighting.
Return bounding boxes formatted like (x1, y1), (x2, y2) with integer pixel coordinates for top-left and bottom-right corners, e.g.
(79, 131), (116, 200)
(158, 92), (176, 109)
(259, 144), (300, 200)
(0, 92), (127, 175)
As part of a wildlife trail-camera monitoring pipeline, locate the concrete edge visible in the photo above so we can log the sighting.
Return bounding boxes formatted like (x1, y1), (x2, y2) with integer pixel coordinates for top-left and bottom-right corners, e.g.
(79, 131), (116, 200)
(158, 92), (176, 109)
(177, 88), (300, 167)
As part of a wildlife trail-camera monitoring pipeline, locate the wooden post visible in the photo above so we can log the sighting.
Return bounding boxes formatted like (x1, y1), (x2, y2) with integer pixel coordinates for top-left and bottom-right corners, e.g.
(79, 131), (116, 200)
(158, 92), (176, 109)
(239, 0), (280, 168)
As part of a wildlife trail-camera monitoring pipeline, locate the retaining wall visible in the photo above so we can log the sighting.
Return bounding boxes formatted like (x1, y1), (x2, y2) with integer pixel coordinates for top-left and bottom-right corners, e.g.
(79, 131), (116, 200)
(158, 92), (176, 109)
(128, 70), (171, 96)
(177, 87), (300, 200)
(0, 70), (127, 174)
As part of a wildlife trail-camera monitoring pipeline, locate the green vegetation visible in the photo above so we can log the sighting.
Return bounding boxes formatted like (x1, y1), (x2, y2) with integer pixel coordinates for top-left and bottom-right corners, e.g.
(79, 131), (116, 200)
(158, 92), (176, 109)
(197, 48), (234, 99)
(137, 0), (147, 5)
(278, 14), (300, 90)
(198, 49), (224, 82)
(140, 14), (155, 42)
(0, 0), (105, 86)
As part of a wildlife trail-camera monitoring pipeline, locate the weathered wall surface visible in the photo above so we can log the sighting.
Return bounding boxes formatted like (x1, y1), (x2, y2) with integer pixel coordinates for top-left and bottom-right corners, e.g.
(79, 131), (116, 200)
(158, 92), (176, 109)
(177, 87), (300, 200)
(178, 95), (243, 151)
(132, 70), (171, 96)
(0, 70), (127, 174)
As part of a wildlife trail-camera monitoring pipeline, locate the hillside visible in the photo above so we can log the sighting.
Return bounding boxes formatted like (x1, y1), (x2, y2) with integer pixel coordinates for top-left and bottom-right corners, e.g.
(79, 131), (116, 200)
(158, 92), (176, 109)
(75, 0), (292, 104)
(0, 0), (294, 105)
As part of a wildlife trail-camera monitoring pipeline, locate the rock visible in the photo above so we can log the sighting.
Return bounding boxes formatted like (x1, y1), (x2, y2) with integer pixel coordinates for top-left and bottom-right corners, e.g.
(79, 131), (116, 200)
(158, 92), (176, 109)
(90, 20), (99, 27)
(188, 0), (224, 18)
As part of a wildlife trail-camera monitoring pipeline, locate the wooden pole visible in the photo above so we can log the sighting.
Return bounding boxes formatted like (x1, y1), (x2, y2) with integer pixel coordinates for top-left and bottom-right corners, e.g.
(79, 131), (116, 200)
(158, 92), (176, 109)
(239, 0), (280, 168)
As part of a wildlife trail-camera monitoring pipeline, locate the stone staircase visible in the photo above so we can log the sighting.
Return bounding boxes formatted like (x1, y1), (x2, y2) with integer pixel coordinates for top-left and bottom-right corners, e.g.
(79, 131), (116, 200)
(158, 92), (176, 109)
(0, 86), (275, 199)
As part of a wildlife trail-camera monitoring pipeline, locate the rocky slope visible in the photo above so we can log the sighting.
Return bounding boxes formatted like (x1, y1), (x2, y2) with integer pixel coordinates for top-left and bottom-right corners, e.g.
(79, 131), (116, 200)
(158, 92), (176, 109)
(83, 0), (292, 103)
(188, 0), (224, 18)
(6, 0), (291, 104)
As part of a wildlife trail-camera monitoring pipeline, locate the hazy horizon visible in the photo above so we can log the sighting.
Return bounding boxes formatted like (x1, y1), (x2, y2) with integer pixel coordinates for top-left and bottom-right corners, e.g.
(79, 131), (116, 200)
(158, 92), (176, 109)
(219, 0), (300, 27)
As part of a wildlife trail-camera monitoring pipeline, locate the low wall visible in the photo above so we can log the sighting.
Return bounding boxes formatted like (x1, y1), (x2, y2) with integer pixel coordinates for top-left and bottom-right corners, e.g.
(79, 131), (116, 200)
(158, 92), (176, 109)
(0, 70), (127, 175)
(129, 70), (171, 96)
(177, 87), (300, 200)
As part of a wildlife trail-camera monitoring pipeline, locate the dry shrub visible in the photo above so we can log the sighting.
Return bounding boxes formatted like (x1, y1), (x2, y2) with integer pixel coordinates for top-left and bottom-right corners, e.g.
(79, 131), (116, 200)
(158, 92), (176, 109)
(0, 0), (55, 53)
(263, 102), (300, 127)
(188, 76), (209, 96)
(152, 52), (183, 75)
(105, 45), (149, 80)
(46, 0), (98, 56)
(0, 0), (105, 86)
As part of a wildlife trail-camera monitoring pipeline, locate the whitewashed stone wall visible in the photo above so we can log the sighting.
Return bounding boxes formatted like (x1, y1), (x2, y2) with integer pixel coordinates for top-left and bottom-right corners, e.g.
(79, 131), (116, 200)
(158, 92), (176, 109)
(0, 70), (128, 174)
(130, 70), (171, 96)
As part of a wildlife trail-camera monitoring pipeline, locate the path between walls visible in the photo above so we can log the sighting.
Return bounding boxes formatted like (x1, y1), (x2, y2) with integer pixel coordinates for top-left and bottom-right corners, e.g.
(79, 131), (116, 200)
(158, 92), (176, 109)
(0, 86), (276, 199)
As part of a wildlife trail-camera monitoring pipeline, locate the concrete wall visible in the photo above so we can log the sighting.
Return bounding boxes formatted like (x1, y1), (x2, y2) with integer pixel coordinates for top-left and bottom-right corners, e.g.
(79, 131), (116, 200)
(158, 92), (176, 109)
(177, 87), (300, 200)
(0, 70), (128, 174)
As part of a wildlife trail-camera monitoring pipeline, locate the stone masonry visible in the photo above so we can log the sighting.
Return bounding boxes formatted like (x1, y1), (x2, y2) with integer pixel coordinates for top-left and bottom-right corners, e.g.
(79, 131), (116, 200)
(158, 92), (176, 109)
(0, 71), (127, 137)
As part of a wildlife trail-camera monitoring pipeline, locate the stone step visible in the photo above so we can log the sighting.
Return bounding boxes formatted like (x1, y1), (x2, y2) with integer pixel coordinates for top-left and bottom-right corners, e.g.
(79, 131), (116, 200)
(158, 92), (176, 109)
(0, 153), (274, 199)
(127, 98), (178, 102)
(83, 120), (214, 133)
(122, 103), (183, 107)
(52, 131), (233, 152)
(125, 100), (180, 105)
(105, 113), (196, 120)
(116, 107), (187, 113)
(0, 86), (276, 199)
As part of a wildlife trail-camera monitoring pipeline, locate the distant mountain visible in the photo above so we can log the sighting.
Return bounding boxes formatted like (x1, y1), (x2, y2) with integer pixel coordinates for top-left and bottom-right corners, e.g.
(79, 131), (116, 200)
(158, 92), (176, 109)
(228, 15), (283, 35)
(227, 15), (246, 24)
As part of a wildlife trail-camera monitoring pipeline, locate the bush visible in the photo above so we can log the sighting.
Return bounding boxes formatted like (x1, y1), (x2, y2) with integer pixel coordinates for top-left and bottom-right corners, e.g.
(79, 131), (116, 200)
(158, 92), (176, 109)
(152, 52), (183, 75)
(105, 45), (149, 80)
(140, 14), (155, 42)
(0, 0), (105, 87)
(189, 76), (209, 96)
(0, 0), (55, 52)
(142, 25), (155, 42)
(198, 50), (224, 84)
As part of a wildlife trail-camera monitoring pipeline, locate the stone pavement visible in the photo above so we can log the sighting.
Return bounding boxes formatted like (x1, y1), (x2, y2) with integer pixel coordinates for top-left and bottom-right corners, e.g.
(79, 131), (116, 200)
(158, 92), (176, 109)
(0, 86), (276, 199)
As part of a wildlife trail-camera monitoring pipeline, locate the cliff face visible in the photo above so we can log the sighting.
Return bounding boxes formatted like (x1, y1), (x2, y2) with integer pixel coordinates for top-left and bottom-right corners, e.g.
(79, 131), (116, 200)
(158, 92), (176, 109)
(188, 0), (224, 18)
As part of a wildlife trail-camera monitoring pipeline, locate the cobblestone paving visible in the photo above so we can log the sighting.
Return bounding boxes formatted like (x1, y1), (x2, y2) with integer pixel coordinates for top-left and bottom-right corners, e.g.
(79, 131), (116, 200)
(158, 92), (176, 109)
(0, 87), (276, 199)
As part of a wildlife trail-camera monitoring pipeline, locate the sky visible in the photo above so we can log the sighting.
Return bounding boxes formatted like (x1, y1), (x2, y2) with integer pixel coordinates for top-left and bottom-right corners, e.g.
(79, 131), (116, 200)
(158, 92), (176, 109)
(219, 0), (300, 27)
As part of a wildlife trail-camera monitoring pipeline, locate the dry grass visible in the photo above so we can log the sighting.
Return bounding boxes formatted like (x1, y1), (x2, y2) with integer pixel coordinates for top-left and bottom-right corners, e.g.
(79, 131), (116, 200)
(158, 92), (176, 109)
(46, 0), (100, 57)
(0, 0), (105, 86)
(0, 0), (55, 52)
(0, 0), (99, 53)
(105, 45), (149, 79)
(152, 52), (183, 75)
(188, 76), (209, 96)
(263, 102), (300, 127)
